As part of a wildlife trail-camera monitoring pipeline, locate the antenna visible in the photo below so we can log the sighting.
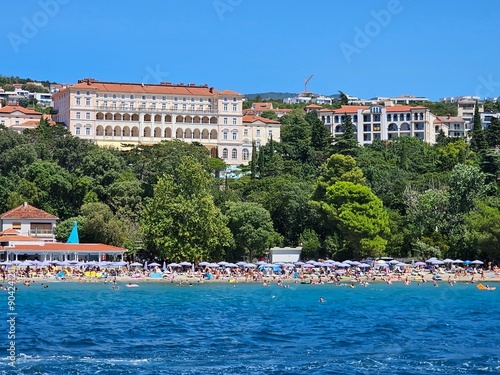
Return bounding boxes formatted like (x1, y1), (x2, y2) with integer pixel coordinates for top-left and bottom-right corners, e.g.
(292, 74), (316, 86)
(304, 74), (313, 94)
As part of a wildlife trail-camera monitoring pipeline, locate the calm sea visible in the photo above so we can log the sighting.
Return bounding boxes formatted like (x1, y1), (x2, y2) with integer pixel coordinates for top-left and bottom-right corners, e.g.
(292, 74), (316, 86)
(0, 281), (499, 374)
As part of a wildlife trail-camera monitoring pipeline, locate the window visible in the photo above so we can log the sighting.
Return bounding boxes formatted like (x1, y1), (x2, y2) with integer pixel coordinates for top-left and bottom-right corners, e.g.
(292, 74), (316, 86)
(162, 96), (166, 101)
(223, 118), (228, 125)
(76, 98), (81, 105)
(232, 104), (237, 111)
(130, 102), (134, 109)
(363, 133), (371, 141)
(15, 120), (19, 125)
(231, 148), (237, 159)
(174, 104), (178, 110)
(222, 148), (228, 158)
(399, 114), (404, 121)
(142, 96), (146, 100)
(162, 103), (166, 110)
(130, 95), (134, 99)
(76, 126), (81, 135)
(174, 97), (177, 102)
(242, 148), (250, 161)
(12, 222), (21, 230)
(86, 91), (90, 96)
(113, 94), (116, 99)
(256, 129), (261, 136)
(224, 97), (228, 102)
(223, 104), (228, 111)
(353, 115), (358, 122)
(334, 115), (339, 123)
(85, 127), (91, 135)
(182, 104), (186, 111)
(243, 128), (248, 136)
(199, 98), (203, 102)
(152, 103), (156, 110)
(223, 130), (228, 140)
(76, 112), (81, 119)
(191, 104), (195, 111)
(85, 112), (90, 120)
(76, 91), (80, 95)
(363, 114), (371, 122)
(232, 118), (237, 125)
(104, 94), (108, 98)
(191, 97), (195, 102)
(141, 102), (146, 109)
(326, 116), (331, 124)
(152, 96), (156, 100)
(232, 131), (237, 140)
(373, 114), (380, 122)
(103, 101), (108, 108)
(387, 114), (392, 121)
(268, 130), (273, 137)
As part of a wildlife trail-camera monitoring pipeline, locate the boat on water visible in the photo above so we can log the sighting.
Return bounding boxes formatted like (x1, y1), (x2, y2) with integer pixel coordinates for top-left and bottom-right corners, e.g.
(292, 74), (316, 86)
(477, 283), (496, 291)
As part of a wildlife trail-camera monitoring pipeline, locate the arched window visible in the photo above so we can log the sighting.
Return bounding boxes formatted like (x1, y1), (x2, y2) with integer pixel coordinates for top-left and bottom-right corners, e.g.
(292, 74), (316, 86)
(242, 148), (250, 161)
(231, 148), (237, 159)
(222, 148), (228, 159)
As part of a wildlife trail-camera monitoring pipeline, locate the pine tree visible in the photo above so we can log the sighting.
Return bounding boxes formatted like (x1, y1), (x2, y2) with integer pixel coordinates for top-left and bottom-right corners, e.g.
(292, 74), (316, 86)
(470, 103), (488, 152)
(486, 117), (500, 148)
(333, 113), (358, 156)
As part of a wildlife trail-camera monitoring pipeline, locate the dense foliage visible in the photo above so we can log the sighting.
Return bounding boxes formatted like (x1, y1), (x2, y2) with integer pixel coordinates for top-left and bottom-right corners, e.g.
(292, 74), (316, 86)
(1, 108), (500, 264)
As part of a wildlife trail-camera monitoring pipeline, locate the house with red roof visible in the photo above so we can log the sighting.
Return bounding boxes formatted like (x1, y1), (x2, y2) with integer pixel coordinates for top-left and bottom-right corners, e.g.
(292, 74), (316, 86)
(0, 104), (47, 132)
(0, 204), (127, 262)
(0, 202), (59, 242)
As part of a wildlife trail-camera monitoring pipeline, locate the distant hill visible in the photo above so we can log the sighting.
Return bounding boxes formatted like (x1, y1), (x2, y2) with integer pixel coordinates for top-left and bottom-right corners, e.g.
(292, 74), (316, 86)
(244, 92), (298, 100)
(245, 92), (341, 100)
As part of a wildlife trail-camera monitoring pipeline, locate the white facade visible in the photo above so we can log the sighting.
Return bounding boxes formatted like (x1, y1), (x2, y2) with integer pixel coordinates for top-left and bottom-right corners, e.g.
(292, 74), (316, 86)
(53, 79), (246, 166)
(269, 247), (302, 263)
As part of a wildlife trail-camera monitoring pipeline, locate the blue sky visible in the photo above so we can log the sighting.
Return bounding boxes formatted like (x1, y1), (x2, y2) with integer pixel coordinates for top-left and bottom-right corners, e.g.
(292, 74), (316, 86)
(2, 0), (500, 100)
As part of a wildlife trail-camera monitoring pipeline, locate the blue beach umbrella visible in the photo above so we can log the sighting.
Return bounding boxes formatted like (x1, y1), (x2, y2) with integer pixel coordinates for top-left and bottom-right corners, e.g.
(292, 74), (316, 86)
(463, 260), (472, 265)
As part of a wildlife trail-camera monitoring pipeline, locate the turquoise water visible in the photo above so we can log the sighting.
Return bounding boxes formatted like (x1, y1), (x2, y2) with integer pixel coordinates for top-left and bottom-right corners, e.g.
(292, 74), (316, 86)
(1, 281), (499, 374)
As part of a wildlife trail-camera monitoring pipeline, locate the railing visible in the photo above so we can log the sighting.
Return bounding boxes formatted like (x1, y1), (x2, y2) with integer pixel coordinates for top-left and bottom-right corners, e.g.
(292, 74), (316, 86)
(29, 229), (54, 237)
(94, 106), (221, 114)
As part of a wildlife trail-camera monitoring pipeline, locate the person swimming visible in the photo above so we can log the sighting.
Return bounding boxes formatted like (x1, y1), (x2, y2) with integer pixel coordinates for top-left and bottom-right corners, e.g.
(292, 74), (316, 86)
(319, 297), (325, 303)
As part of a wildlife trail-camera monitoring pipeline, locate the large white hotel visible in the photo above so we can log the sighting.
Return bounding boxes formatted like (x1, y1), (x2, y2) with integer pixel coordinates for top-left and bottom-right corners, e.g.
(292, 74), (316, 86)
(52, 79), (280, 166)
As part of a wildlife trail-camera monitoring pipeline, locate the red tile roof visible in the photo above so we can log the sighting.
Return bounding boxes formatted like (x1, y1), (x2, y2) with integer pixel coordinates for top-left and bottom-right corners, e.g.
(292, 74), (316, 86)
(305, 104), (323, 109)
(0, 228), (19, 235)
(7, 243), (126, 253)
(62, 79), (242, 97)
(252, 102), (273, 110)
(0, 105), (42, 115)
(0, 203), (59, 220)
(332, 105), (370, 114)
(243, 115), (280, 124)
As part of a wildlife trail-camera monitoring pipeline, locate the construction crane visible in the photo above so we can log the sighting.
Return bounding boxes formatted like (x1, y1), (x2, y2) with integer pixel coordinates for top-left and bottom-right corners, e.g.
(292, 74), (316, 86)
(304, 74), (313, 95)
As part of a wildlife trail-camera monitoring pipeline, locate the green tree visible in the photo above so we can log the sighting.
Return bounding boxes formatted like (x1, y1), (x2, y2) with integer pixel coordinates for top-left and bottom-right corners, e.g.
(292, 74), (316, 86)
(470, 103), (488, 152)
(299, 229), (321, 260)
(305, 110), (333, 165)
(141, 157), (232, 262)
(333, 114), (358, 156)
(260, 110), (279, 121)
(448, 163), (488, 217)
(225, 201), (281, 262)
(465, 199), (500, 262)
(486, 117), (500, 148)
(338, 91), (349, 105)
(322, 181), (390, 259)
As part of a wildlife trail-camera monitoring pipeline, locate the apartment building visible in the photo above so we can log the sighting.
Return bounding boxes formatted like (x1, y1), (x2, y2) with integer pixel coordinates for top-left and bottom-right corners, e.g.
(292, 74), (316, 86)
(52, 78), (263, 166)
(0, 104), (45, 132)
(318, 104), (434, 144)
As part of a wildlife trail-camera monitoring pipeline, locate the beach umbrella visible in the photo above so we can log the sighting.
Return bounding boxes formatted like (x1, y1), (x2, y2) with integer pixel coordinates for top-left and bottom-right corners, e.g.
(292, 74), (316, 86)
(226, 263), (238, 268)
(199, 261), (210, 266)
(115, 261), (128, 266)
(302, 264), (315, 268)
(397, 263), (408, 267)
(388, 260), (400, 265)
(20, 260), (34, 266)
(149, 262), (161, 267)
(431, 260), (445, 265)
(257, 261), (267, 265)
(358, 263), (370, 268)
(324, 259), (335, 263)
(336, 263), (350, 268)
(471, 260), (484, 265)
(413, 261), (426, 267)
(207, 263), (220, 268)
(180, 261), (192, 266)
(283, 263), (295, 268)
(306, 260), (317, 264)
(235, 261), (246, 266)
(453, 259), (464, 264)
(244, 263), (257, 268)
(294, 261), (305, 266)
(463, 260), (472, 265)
(130, 262), (143, 267)
(218, 261), (229, 266)
(167, 263), (180, 267)
(425, 257), (437, 263)
(442, 259), (454, 263)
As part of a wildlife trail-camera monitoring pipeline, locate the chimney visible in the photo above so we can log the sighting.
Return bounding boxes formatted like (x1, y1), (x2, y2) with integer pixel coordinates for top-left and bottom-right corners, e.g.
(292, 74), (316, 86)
(447, 113), (451, 119)
(23, 201), (27, 209)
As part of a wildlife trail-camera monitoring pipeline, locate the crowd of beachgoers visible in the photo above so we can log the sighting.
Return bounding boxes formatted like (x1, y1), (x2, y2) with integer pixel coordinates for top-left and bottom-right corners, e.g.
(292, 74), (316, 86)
(0, 258), (498, 288)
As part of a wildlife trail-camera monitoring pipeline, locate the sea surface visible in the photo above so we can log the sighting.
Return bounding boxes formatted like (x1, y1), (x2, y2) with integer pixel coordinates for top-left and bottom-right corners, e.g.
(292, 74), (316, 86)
(0, 280), (499, 374)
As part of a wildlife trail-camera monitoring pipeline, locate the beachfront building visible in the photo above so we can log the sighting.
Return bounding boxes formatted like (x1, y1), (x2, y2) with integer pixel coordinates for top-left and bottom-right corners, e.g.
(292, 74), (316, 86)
(269, 247), (302, 264)
(52, 78), (249, 165)
(0, 104), (45, 132)
(0, 204), (126, 261)
(0, 203), (58, 242)
(318, 104), (435, 145)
